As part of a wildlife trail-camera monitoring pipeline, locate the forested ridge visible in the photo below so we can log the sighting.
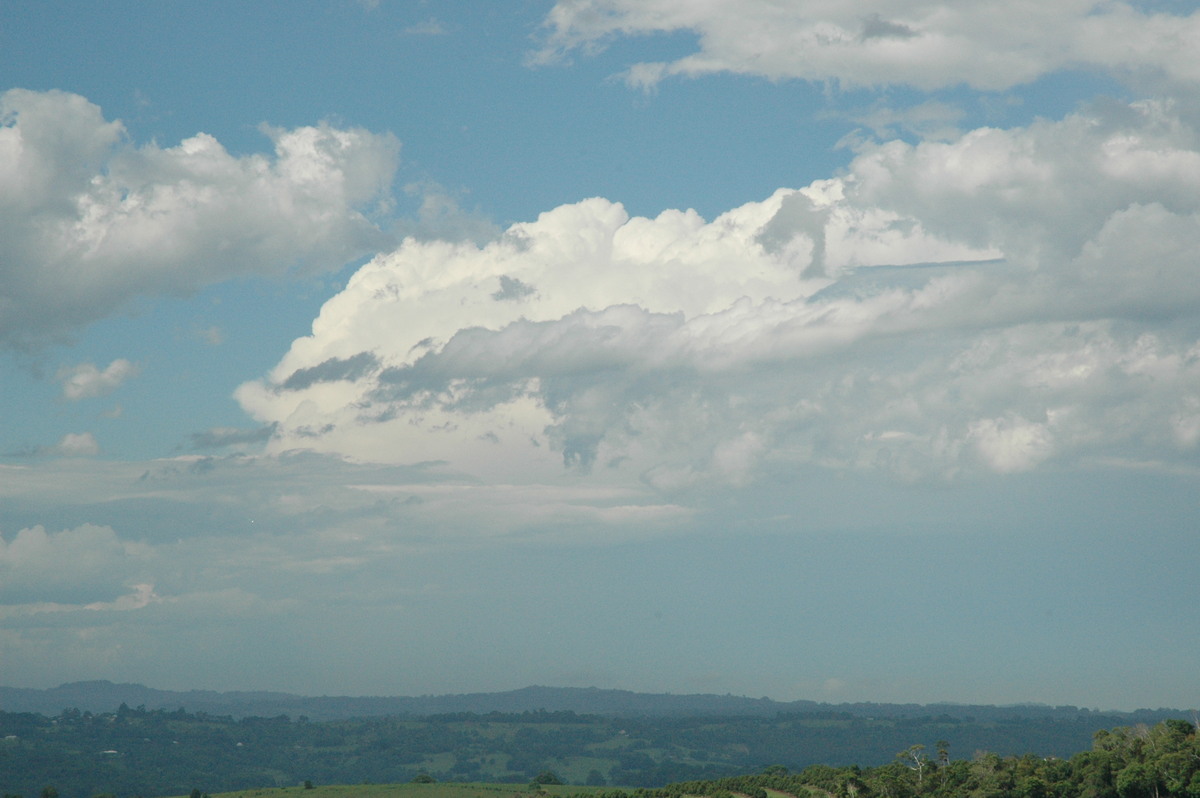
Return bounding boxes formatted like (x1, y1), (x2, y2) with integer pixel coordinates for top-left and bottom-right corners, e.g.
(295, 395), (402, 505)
(0, 704), (1195, 798)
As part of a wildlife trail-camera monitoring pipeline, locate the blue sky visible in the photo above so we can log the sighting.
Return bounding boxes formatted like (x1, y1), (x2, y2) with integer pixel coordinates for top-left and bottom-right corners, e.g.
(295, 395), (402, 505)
(1, 0), (1199, 712)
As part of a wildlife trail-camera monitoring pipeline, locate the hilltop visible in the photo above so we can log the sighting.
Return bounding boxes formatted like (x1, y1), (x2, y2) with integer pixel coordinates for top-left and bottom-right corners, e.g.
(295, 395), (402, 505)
(0, 682), (1182, 723)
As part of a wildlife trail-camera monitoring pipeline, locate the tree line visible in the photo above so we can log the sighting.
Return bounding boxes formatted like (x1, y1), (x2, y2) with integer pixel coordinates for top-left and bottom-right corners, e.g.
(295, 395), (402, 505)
(569, 719), (1200, 798)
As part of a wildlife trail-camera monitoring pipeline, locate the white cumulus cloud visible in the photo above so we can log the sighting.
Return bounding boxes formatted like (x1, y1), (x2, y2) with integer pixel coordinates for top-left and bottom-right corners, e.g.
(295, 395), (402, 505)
(0, 523), (148, 604)
(51, 432), (101, 457)
(535, 0), (1200, 91)
(0, 89), (400, 348)
(57, 358), (139, 400)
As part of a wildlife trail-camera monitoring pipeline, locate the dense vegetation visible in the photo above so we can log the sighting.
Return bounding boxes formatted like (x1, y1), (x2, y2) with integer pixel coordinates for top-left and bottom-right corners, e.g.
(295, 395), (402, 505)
(0, 704), (1195, 798)
(575, 718), (1200, 798)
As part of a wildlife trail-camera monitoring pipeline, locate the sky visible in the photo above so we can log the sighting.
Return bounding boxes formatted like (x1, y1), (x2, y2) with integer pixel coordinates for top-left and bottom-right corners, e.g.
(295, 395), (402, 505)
(1, 0), (1199, 713)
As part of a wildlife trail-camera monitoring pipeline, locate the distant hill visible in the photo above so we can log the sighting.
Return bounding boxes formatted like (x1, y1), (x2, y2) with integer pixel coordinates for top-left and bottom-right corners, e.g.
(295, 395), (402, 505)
(0, 680), (1187, 722)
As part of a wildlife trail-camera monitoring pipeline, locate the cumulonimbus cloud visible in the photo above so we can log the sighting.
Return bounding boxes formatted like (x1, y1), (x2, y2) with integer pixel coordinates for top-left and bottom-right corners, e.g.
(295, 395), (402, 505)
(533, 0), (1200, 91)
(0, 89), (400, 348)
(236, 95), (1200, 485)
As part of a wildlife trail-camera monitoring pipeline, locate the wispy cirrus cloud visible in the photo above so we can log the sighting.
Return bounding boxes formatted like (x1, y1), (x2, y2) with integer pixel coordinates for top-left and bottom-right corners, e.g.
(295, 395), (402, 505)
(403, 17), (449, 36)
(190, 424), (278, 450)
